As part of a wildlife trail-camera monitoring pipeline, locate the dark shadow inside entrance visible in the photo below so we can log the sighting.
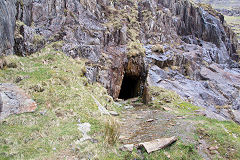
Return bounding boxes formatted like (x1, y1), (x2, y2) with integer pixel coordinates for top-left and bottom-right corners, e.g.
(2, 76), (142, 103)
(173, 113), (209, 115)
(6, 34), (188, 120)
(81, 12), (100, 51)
(118, 74), (141, 100)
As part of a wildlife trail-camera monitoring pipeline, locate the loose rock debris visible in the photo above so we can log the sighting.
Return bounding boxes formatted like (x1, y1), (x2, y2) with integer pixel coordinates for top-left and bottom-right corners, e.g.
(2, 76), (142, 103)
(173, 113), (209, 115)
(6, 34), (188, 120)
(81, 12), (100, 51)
(77, 122), (92, 143)
(120, 144), (134, 152)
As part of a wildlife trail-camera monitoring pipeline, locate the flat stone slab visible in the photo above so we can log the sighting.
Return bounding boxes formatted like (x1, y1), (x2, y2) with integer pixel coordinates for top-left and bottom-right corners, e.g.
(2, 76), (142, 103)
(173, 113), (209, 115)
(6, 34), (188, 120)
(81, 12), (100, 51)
(138, 136), (177, 153)
(0, 83), (37, 120)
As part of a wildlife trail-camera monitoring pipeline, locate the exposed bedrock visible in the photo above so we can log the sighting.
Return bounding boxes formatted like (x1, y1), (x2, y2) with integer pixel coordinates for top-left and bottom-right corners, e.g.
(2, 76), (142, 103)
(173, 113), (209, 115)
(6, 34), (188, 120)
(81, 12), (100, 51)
(0, 83), (37, 120)
(0, 0), (239, 122)
(145, 43), (240, 123)
(0, 0), (16, 55)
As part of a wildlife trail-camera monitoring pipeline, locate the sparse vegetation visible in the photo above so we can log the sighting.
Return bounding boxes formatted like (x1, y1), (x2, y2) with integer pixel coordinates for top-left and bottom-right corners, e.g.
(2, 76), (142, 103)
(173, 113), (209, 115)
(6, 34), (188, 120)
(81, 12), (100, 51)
(1, 46), (239, 159)
(224, 15), (240, 41)
(1, 0), (240, 159)
(148, 86), (200, 114)
(104, 116), (120, 145)
(127, 41), (146, 57)
(197, 3), (221, 18)
(193, 0), (240, 41)
(0, 56), (7, 69)
(0, 43), (119, 159)
(15, 20), (25, 39)
(104, 140), (202, 160)
(33, 34), (44, 45)
(151, 44), (165, 54)
(195, 116), (240, 159)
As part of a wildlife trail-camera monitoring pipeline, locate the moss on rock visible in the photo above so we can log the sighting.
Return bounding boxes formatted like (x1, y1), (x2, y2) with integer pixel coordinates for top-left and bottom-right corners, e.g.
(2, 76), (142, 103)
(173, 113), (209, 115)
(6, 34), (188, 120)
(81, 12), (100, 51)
(127, 41), (146, 57)
(151, 44), (165, 54)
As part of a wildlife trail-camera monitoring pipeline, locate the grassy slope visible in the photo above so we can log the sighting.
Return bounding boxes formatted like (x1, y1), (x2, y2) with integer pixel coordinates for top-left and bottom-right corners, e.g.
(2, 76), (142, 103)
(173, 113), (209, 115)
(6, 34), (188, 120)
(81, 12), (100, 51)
(0, 43), (240, 159)
(0, 42), (120, 159)
(193, 0), (240, 9)
(225, 16), (240, 40)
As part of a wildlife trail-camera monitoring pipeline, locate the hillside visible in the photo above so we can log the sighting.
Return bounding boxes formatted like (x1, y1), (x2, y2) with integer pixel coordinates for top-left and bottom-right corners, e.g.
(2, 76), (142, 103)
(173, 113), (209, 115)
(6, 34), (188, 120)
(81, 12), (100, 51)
(193, 0), (240, 9)
(0, 0), (240, 159)
(193, 0), (240, 41)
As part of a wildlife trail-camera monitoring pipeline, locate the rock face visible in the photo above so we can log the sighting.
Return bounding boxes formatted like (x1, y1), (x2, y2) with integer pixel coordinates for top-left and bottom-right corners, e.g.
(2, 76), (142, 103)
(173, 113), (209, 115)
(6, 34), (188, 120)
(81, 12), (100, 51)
(0, 83), (37, 120)
(0, 0), (239, 121)
(0, 0), (16, 55)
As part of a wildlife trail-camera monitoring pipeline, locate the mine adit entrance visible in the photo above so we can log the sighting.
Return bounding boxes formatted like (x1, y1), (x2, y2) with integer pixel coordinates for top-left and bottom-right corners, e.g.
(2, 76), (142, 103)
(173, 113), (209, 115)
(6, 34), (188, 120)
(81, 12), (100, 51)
(118, 74), (142, 100)
(117, 56), (148, 100)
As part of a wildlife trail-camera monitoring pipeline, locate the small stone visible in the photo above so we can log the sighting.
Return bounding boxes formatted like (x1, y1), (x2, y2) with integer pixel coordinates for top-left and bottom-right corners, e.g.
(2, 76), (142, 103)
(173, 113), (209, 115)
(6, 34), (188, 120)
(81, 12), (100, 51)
(115, 98), (122, 102)
(164, 151), (171, 158)
(208, 146), (219, 151)
(198, 139), (203, 144)
(78, 122), (91, 134)
(124, 105), (134, 109)
(90, 139), (98, 143)
(136, 116), (143, 119)
(120, 144), (134, 152)
(114, 102), (122, 107)
(15, 76), (24, 83)
(128, 97), (139, 103)
(162, 106), (173, 111)
(77, 122), (92, 142)
(119, 135), (128, 141)
(146, 119), (154, 122)
(209, 150), (218, 155)
(109, 111), (119, 116)
(30, 84), (44, 92)
(195, 110), (207, 116)
(39, 110), (47, 115)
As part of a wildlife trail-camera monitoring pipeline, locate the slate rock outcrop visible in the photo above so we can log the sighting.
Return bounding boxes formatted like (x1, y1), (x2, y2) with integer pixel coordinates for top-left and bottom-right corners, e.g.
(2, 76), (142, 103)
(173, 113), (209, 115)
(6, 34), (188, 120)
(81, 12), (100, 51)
(0, 83), (37, 120)
(0, 0), (239, 122)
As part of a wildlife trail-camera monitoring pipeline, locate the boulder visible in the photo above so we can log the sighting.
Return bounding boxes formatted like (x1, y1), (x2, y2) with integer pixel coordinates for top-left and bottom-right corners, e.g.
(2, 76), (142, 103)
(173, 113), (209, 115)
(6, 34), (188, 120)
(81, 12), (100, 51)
(232, 110), (240, 124)
(0, 83), (37, 120)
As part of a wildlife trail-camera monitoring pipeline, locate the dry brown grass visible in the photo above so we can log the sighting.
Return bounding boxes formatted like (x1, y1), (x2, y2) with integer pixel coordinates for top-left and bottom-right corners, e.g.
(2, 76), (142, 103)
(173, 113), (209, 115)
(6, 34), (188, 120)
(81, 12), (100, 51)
(151, 44), (165, 54)
(0, 56), (7, 69)
(104, 116), (120, 145)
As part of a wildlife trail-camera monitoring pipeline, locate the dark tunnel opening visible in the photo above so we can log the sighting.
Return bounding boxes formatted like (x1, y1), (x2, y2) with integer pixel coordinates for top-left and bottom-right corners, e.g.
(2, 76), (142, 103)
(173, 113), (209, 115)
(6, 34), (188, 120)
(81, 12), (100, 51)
(118, 74), (141, 100)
